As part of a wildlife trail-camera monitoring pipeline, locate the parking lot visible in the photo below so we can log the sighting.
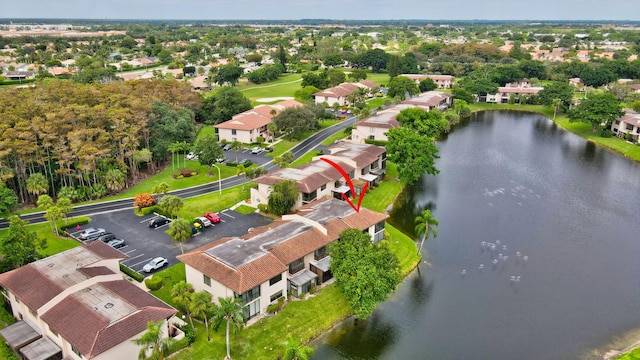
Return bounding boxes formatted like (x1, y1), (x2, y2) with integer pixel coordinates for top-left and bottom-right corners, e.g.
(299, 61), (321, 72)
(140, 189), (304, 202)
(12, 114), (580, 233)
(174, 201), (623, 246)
(71, 208), (273, 275)
(221, 146), (272, 166)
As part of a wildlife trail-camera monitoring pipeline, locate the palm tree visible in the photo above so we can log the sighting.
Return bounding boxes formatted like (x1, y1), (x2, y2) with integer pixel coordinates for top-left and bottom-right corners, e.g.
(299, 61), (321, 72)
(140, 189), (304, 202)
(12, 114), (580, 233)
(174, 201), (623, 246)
(236, 164), (248, 191)
(212, 296), (246, 360)
(414, 209), (438, 256)
(26, 173), (48, 199)
(189, 291), (213, 341)
(103, 168), (125, 192)
(170, 281), (195, 329)
(159, 195), (184, 218)
(132, 320), (175, 360)
(167, 142), (180, 171)
(267, 123), (278, 142)
(151, 182), (170, 195)
(282, 334), (315, 360)
(230, 141), (243, 163)
(166, 218), (192, 254)
(552, 97), (562, 119)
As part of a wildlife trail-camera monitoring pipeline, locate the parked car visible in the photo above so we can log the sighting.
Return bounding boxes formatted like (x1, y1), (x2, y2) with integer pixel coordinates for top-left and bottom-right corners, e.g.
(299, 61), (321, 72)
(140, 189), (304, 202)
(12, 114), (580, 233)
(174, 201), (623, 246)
(97, 233), (116, 243)
(223, 144), (231, 151)
(204, 212), (221, 224)
(216, 156), (226, 163)
(219, 143), (227, 149)
(191, 223), (203, 235)
(186, 152), (198, 160)
(239, 159), (252, 166)
(148, 217), (171, 228)
(195, 216), (212, 227)
(107, 239), (126, 249)
(78, 227), (106, 241)
(251, 147), (262, 154)
(142, 257), (168, 273)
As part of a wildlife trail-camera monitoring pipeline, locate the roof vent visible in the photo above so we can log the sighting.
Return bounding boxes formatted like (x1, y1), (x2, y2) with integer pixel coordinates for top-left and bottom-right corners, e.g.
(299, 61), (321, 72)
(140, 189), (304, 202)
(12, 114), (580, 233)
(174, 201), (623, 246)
(104, 303), (114, 309)
(83, 287), (92, 292)
(62, 274), (68, 278)
(47, 263), (54, 268)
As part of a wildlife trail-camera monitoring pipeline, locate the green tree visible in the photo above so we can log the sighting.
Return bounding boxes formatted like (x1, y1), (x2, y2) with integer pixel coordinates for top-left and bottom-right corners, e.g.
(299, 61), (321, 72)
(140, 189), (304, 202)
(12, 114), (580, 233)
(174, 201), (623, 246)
(0, 183), (18, 214)
(190, 291), (214, 341)
(171, 281), (195, 329)
(159, 195), (184, 219)
(0, 216), (46, 272)
(414, 209), (438, 255)
(387, 55), (400, 79)
(282, 334), (315, 360)
(151, 182), (170, 195)
(198, 87), (252, 125)
(396, 107), (449, 137)
(230, 141), (243, 163)
(194, 134), (225, 176)
(215, 64), (244, 86)
(537, 81), (574, 112)
(386, 127), (440, 185)
(212, 296), (246, 360)
(274, 152), (295, 169)
(326, 69), (346, 87)
(567, 93), (624, 132)
(132, 320), (175, 360)
(103, 168), (125, 192)
(328, 228), (401, 319)
(294, 86), (321, 102)
(166, 218), (191, 254)
(57, 197), (72, 225)
(273, 107), (319, 140)
(387, 76), (419, 100)
(268, 179), (299, 216)
(44, 206), (64, 236)
(419, 78), (438, 92)
(26, 173), (48, 198)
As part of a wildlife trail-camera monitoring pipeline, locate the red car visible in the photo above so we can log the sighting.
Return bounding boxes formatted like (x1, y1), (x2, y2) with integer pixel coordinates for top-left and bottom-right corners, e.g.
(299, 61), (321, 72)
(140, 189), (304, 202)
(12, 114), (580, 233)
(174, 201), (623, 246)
(204, 212), (221, 224)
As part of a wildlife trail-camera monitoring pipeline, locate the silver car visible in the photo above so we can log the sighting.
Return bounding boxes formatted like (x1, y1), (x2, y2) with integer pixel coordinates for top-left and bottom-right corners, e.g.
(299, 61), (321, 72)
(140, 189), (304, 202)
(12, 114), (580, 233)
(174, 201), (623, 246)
(78, 227), (106, 241)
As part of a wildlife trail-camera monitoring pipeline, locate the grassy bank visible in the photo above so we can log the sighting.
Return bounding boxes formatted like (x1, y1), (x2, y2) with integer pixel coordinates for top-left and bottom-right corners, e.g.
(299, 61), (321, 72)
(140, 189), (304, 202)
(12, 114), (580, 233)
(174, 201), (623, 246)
(0, 217), (85, 257)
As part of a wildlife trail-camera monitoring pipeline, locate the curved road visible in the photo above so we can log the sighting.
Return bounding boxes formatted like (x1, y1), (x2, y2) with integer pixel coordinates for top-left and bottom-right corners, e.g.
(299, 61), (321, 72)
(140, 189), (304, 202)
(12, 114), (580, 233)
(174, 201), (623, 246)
(0, 116), (356, 229)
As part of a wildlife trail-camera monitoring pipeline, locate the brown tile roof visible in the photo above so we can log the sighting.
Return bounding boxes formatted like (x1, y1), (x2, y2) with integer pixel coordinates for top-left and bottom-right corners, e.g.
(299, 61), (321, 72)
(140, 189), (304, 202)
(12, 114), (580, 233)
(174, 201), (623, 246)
(214, 111), (271, 131)
(358, 80), (380, 89)
(41, 280), (175, 359)
(85, 240), (129, 260)
(255, 159), (354, 193)
(498, 87), (543, 94)
(342, 207), (389, 229)
(400, 74), (453, 81)
(326, 142), (386, 169)
(314, 83), (360, 98)
(402, 91), (453, 108)
(0, 265), (62, 312)
(77, 266), (116, 278)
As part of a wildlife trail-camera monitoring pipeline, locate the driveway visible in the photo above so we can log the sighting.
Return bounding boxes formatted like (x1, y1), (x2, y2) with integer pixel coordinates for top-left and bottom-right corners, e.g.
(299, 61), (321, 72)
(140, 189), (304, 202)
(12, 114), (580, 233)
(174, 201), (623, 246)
(74, 208), (273, 274)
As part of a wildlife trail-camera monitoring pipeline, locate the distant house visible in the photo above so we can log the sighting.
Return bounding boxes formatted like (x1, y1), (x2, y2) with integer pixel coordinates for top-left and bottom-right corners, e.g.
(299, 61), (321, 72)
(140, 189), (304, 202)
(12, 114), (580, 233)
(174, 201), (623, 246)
(351, 106), (402, 143)
(402, 91), (453, 110)
(189, 75), (210, 91)
(4, 71), (34, 80)
(484, 80), (543, 104)
(611, 110), (640, 143)
(629, 84), (640, 93)
(0, 242), (181, 360)
(251, 142), (386, 208)
(313, 81), (380, 106)
(215, 99), (303, 143)
(400, 74), (455, 89)
(47, 67), (73, 76)
(178, 198), (388, 322)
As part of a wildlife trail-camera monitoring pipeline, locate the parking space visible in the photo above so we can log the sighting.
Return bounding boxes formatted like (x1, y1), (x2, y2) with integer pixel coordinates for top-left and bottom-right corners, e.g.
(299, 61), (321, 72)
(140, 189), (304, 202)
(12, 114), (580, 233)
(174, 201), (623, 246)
(223, 147), (272, 166)
(85, 209), (273, 275)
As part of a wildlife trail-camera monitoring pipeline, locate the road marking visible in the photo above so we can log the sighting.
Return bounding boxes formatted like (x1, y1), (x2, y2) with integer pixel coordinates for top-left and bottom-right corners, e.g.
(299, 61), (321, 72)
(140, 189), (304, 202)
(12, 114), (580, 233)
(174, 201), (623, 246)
(221, 211), (235, 219)
(154, 222), (171, 229)
(129, 257), (154, 268)
(140, 217), (156, 224)
(121, 254), (145, 264)
(124, 248), (137, 255)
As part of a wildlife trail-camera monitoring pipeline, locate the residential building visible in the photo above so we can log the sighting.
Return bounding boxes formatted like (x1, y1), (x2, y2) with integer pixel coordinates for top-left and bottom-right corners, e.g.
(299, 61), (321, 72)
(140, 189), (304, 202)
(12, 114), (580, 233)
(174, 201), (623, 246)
(4, 71), (34, 80)
(251, 142), (386, 208)
(178, 198), (388, 321)
(313, 81), (380, 106)
(351, 106), (401, 143)
(215, 99), (302, 144)
(611, 110), (640, 143)
(630, 84), (640, 93)
(400, 74), (455, 89)
(0, 241), (180, 360)
(402, 91), (453, 110)
(483, 80), (544, 103)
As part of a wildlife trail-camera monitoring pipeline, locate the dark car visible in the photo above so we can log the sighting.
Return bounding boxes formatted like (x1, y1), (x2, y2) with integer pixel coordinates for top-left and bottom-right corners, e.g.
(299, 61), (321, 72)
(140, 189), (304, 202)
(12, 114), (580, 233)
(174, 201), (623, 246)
(107, 239), (126, 249)
(239, 159), (252, 166)
(97, 233), (116, 243)
(148, 217), (171, 228)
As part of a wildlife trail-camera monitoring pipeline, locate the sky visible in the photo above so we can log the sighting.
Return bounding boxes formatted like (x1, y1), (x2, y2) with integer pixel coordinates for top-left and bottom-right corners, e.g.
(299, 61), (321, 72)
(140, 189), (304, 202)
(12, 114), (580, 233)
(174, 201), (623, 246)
(2, 0), (640, 21)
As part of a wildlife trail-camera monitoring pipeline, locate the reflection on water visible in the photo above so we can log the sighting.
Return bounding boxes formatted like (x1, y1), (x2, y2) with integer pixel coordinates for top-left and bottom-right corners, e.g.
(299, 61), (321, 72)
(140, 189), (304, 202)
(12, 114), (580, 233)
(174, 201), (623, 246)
(312, 110), (640, 360)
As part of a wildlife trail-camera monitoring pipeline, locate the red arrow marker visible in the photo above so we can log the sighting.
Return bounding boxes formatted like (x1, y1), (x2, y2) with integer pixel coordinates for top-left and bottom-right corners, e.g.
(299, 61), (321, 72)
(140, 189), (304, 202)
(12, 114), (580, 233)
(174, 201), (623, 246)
(321, 157), (368, 213)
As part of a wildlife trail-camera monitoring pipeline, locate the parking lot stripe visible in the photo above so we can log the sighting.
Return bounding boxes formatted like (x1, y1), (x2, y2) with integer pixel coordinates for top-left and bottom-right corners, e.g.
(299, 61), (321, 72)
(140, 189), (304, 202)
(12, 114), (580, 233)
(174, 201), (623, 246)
(124, 248), (137, 255)
(121, 254), (145, 264)
(221, 211), (235, 219)
(129, 257), (154, 268)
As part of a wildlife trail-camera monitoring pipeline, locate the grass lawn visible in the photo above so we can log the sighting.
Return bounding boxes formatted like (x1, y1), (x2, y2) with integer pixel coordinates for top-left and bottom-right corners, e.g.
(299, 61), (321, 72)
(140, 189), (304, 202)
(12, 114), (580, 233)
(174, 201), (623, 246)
(365, 72), (390, 87)
(236, 74), (303, 101)
(234, 205), (257, 215)
(268, 139), (298, 158)
(196, 124), (217, 139)
(290, 150), (323, 168)
(617, 348), (640, 360)
(0, 217), (85, 257)
(149, 262), (186, 305)
(178, 184), (252, 219)
(366, 96), (387, 110)
(385, 224), (420, 275)
(361, 162), (403, 213)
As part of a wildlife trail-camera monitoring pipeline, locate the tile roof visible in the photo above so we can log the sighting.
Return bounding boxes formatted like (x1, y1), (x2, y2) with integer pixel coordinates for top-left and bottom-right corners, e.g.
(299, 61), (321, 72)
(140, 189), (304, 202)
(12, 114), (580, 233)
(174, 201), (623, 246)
(84, 240), (129, 260)
(314, 82), (361, 98)
(255, 159), (354, 193)
(400, 74), (453, 81)
(402, 91), (453, 108)
(0, 265), (62, 312)
(214, 100), (303, 131)
(179, 198), (388, 293)
(325, 142), (386, 169)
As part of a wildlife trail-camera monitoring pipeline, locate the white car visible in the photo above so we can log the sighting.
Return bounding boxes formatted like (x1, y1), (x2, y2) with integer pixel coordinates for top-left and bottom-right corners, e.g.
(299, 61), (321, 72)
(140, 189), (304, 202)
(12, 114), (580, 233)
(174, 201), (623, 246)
(251, 147), (262, 154)
(142, 257), (168, 273)
(195, 216), (212, 227)
(186, 152), (198, 160)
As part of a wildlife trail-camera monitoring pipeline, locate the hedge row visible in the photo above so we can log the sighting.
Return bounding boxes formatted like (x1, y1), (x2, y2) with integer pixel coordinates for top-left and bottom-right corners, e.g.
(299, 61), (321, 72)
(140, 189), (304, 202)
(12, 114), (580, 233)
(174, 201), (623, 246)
(364, 138), (388, 146)
(120, 263), (144, 282)
(58, 218), (91, 236)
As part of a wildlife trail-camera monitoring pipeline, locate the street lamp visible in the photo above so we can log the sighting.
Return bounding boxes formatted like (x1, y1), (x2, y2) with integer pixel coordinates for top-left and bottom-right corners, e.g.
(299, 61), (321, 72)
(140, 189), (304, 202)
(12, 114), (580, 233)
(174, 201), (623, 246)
(213, 164), (222, 195)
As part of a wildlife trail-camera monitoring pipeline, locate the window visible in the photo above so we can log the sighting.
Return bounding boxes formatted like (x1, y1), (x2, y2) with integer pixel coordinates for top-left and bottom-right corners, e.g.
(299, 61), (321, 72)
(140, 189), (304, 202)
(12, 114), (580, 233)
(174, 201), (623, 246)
(369, 135), (375, 140)
(203, 274), (211, 287)
(72, 346), (82, 358)
(375, 220), (385, 233)
(237, 285), (261, 304)
(615, 120), (621, 125)
(314, 246), (327, 261)
(626, 124), (634, 131)
(302, 190), (317, 204)
(231, 129), (237, 135)
(321, 184), (326, 191)
(270, 291), (283, 303)
(269, 274), (282, 286)
(289, 257), (305, 274)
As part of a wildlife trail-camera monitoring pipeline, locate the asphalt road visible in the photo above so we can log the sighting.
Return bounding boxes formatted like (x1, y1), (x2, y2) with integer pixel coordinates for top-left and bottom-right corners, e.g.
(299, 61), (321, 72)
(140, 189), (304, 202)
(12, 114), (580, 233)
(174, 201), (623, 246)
(70, 208), (273, 274)
(0, 116), (356, 229)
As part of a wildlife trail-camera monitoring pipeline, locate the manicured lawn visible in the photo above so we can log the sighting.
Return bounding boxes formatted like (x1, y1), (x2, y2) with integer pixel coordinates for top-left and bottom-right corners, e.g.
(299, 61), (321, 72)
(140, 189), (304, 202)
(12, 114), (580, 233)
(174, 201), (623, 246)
(236, 74), (303, 101)
(365, 72), (390, 87)
(196, 124), (217, 139)
(268, 139), (298, 158)
(149, 262), (187, 305)
(290, 150), (323, 168)
(617, 348), (640, 360)
(366, 96), (387, 110)
(234, 205), (257, 215)
(385, 225), (420, 275)
(320, 129), (350, 146)
(361, 162), (403, 213)
(178, 184), (252, 219)
(0, 217), (85, 257)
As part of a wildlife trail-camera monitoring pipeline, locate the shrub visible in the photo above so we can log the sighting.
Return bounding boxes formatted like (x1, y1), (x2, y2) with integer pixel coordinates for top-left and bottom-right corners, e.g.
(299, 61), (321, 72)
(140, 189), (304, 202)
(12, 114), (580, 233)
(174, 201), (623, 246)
(181, 169), (193, 178)
(133, 193), (156, 210)
(364, 138), (388, 146)
(257, 203), (268, 213)
(600, 129), (614, 138)
(120, 263), (144, 282)
(226, 162), (238, 167)
(140, 205), (160, 216)
(178, 323), (196, 345)
(309, 283), (317, 294)
(145, 275), (164, 291)
(266, 296), (286, 314)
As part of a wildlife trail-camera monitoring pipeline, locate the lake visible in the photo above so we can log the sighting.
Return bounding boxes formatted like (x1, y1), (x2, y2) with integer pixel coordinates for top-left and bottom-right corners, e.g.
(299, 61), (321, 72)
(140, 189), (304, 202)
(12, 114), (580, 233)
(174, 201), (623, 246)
(312, 110), (640, 360)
